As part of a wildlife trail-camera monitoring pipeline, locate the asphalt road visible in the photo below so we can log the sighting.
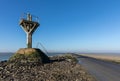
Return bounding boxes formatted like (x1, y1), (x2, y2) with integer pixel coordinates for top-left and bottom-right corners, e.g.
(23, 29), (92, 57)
(77, 55), (120, 81)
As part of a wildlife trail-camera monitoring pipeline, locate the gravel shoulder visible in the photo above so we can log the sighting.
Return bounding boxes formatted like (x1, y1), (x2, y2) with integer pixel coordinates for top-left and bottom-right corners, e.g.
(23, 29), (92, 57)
(0, 54), (96, 81)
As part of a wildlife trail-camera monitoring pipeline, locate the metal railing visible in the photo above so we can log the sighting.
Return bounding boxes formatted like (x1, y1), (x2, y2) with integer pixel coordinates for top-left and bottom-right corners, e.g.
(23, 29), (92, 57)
(20, 13), (39, 23)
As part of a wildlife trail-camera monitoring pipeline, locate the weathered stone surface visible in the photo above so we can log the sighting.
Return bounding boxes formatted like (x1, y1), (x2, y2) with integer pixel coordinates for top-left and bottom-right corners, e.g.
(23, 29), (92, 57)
(8, 48), (50, 63)
(0, 55), (96, 81)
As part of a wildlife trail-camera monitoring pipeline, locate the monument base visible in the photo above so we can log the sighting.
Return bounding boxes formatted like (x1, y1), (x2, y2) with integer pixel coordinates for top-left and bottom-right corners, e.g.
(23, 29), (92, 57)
(9, 48), (50, 64)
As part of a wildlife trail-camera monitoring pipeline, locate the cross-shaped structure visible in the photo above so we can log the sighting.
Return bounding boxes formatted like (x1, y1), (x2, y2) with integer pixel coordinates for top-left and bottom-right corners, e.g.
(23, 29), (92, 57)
(19, 13), (39, 48)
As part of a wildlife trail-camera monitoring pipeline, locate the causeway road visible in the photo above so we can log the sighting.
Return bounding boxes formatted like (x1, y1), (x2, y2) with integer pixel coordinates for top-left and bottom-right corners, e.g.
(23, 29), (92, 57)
(76, 55), (120, 81)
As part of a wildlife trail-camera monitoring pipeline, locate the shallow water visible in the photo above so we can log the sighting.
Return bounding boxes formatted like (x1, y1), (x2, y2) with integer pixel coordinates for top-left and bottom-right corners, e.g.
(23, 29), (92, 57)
(0, 53), (13, 61)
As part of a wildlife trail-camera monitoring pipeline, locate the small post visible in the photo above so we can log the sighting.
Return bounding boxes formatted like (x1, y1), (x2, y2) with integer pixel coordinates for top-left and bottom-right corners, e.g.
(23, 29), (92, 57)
(27, 13), (32, 21)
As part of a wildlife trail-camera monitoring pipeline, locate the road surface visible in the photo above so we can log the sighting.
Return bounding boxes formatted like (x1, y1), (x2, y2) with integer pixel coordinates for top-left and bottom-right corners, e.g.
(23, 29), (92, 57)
(77, 55), (120, 81)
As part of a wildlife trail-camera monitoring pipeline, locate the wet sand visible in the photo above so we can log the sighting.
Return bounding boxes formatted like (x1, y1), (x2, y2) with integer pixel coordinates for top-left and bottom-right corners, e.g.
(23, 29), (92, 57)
(80, 54), (120, 63)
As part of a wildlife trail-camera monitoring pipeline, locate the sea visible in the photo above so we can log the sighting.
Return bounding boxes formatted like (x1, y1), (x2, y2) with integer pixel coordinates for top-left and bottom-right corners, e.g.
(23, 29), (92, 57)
(0, 52), (63, 61)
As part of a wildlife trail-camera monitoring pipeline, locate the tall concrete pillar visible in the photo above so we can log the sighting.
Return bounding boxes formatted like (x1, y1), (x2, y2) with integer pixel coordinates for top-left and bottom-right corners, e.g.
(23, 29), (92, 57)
(27, 33), (32, 48)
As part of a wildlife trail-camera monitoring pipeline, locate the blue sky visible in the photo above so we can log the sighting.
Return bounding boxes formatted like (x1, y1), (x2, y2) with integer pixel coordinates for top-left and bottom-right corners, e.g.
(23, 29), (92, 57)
(0, 0), (120, 53)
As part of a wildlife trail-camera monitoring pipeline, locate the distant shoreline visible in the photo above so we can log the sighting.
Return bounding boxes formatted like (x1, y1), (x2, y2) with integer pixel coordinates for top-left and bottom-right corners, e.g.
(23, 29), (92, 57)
(0, 52), (120, 61)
